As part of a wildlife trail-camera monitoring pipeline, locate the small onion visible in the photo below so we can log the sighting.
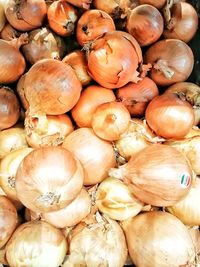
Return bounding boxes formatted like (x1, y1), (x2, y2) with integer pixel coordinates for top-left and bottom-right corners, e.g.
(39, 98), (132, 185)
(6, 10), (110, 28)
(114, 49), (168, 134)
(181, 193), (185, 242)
(6, 221), (67, 267)
(121, 211), (196, 267)
(0, 196), (18, 249)
(109, 144), (193, 206)
(71, 85), (116, 128)
(15, 146), (84, 212)
(62, 128), (116, 185)
(96, 177), (143, 221)
(91, 101), (131, 141)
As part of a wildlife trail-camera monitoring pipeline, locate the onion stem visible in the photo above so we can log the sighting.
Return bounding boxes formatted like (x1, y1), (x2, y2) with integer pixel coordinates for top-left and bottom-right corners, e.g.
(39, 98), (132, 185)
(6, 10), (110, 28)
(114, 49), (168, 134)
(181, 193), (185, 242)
(154, 59), (175, 79)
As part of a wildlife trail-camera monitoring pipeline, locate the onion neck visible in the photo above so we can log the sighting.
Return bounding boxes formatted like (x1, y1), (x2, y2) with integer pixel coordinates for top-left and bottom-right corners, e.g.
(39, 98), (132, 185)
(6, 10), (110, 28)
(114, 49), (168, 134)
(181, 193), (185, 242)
(153, 59), (175, 79)
(9, 33), (29, 50)
(163, 0), (182, 30)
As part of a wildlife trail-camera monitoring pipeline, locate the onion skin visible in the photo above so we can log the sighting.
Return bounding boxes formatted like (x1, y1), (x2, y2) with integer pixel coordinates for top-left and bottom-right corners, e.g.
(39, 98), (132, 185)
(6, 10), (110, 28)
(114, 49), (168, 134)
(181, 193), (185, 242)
(0, 23), (19, 40)
(65, 0), (91, 9)
(24, 59), (82, 116)
(15, 147), (84, 212)
(121, 211), (196, 267)
(16, 74), (29, 110)
(144, 39), (194, 86)
(145, 93), (195, 139)
(138, 0), (166, 9)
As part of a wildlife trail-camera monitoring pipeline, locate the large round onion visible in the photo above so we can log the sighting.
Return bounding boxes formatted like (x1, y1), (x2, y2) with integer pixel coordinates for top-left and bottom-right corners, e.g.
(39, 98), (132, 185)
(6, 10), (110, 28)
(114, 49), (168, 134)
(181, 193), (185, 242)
(62, 128), (116, 185)
(5, 221), (67, 267)
(121, 211), (196, 267)
(109, 144), (193, 206)
(15, 146), (84, 212)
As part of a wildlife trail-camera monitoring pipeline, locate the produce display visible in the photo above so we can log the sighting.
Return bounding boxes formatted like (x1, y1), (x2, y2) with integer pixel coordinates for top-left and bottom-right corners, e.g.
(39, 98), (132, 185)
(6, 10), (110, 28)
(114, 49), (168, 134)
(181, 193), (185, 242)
(0, 0), (200, 266)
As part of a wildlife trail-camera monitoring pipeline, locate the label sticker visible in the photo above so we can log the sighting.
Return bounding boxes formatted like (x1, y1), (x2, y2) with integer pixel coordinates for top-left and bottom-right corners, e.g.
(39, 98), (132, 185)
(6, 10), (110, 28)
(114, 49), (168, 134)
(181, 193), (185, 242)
(180, 173), (191, 188)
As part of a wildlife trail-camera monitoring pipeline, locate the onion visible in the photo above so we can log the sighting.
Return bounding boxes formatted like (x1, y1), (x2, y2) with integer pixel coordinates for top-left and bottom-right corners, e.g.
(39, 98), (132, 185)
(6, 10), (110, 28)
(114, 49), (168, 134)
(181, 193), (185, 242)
(116, 77), (159, 117)
(0, 34), (28, 84)
(109, 144), (193, 206)
(138, 0), (166, 9)
(23, 59), (82, 116)
(0, 246), (8, 266)
(144, 38), (194, 86)
(62, 215), (127, 267)
(0, 196), (18, 249)
(62, 128), (116, 185)
(25, 113), (74, 148)
(87, 30), (142, 89)
(6, 220), (67, 267)
(42, 188), (91, 228)
(96, 177), (143, 220)
(0, 2), (6, 31)
(0, 125), (28, 159)
(0, 86), (20, 130)
(167, 178), (200, 226)
(76, 9), (115, 46)
(47, 0), (78, 37)
(126, 5), (164, 47)
(0, 23), (19, 40)
(15, 146), (84, 212)
(0, 147), (33, 202)
(71, 85), (116, 128)
(5, 0), (47, 31)
(163, 2), (198, 43)
(91, 101), (131, 141)
(145, 93), (195, 139)
(16, 74), (29, 110)
(121, 211), (196, 267)
(62, 50), (91, 86)
(65, 0), (91, 9)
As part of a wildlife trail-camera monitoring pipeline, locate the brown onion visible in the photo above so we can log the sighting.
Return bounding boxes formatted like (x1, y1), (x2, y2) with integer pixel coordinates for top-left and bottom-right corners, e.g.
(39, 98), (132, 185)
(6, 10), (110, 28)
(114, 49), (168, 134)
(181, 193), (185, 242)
(0, 86), (20, 130)
(47, 0), (78, 37)
(15, 146), (84, 212)
(62, 50), (91, 86)
(62, 128), (116, 185)
(126, 4), (164, 47)
(65, 0), (91, 9)
(91, 101), (131, 141)
(0, 23), (20, 40)
(71, 85), (116, 127)
(76, 9), (115, 46)
(145, 93), (195, 139)
(0, 196), (18, 249)
(23, 59), (82, 116)
(87, 30), (142, 89)
(5, 0), (47, 31)
(144, 39), (194, 86)
(116, 77), (159, 117)
(109, 144), (193, 206)
(121, 211), (196, 267)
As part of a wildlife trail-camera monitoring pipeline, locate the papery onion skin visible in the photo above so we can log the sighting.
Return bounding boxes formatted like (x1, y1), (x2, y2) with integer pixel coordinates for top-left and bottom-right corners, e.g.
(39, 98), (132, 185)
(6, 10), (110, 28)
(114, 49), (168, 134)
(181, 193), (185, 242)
(110, 144), (193, 207)
(96, 177), (143, 221)
(76, 9), (115, 46)
(116, 77), (159, 117)
(15, 146), (84, 212)
(0, 86), (20, 130)
(144, 39), (194, 86)
(62, 128), (116, 185)
(0, 196), (18, 249)
(6, 220), (67, 267)
(121, 211), (196, 267)
(24, 59), (82, 116)
(145, 93), (195, 139)
(126, 4), (164, 47)
(71, 85), (116, 128)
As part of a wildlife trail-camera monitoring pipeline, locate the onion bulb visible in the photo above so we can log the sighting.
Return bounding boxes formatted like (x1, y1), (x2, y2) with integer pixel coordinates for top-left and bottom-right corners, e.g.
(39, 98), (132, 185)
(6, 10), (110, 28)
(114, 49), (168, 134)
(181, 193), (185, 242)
(92, 101), (131, 141)
(71, 85), (116, 128)
(109, 144), (193, 206)
(121, 211), (196, 267)
(62, 215), (127, 267)
(62, 128), (116, 185)
(144, 39), (194, 86)
(6, 220), (67, 267)
(145, 93), (195, 139)
(96, 177), (143, 221)
(0, 196), (18, 249)
(15, 146), (84, 212)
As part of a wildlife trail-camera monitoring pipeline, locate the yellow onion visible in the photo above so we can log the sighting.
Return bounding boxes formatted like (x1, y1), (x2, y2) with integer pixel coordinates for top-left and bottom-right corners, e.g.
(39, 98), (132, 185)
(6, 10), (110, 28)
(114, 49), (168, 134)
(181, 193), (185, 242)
(6, 220), (67, 267)
(96, 177), (143, 220)
(0, 196), (18, 249)
(121, 211), (196, 267)
(62, 215), (127, 267)
(0, 147), (33, 202)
